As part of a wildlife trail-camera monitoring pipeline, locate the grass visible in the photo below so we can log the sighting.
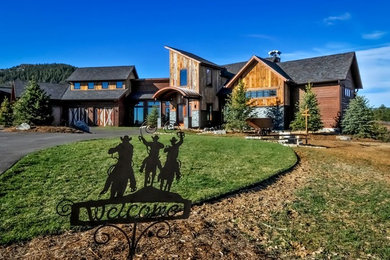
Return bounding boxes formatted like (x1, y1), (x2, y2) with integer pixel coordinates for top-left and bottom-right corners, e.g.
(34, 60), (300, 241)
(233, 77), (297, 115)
(0, 134), (297, 244)
(262, 148), (390, 259)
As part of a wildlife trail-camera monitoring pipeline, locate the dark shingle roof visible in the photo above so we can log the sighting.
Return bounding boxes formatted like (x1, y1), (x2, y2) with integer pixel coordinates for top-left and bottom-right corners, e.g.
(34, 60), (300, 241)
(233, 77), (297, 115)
(0, 87), (11, 94)
(14, 79), (69, 100)
(66, 66), (136, 81)
(165, 46), (223, 69)
(258, 57), (291, 80)
(61, 88), (128, 101)
(222, 61), (247, 75)
(276, 52), (355, 84)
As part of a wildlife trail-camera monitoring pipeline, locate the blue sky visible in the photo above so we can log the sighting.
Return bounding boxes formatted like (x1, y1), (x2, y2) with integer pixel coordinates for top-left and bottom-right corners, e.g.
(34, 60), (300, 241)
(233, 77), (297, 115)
(1, 0), (389, 106)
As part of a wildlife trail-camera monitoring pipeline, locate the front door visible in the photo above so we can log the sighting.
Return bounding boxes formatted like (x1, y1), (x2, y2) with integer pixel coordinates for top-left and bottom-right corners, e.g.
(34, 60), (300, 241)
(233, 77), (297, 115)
(177, 104), (184, 124)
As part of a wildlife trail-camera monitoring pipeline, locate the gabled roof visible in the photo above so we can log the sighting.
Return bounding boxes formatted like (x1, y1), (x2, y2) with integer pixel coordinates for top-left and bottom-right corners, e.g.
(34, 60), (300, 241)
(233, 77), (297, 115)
(14, 79), (69, 100)
(165, 46), (223, 69)
(61, 88), (128, 101)
(276, 52), (357, 85)
(225, 56), (290, 88)
(224, 52), (362, 89)
(66, 66), (137, 82)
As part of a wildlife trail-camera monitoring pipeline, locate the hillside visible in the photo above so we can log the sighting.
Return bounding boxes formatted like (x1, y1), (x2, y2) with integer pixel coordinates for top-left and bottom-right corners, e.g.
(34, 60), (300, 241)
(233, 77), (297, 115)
(0, 64), (76, 85)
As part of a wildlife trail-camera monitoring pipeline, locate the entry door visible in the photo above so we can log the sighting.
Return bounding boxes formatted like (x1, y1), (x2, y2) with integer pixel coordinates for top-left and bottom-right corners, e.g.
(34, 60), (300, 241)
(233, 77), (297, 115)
(94, 107), (114, 126)
(177, 104), (184, 123)
(68, 107), (88, 126)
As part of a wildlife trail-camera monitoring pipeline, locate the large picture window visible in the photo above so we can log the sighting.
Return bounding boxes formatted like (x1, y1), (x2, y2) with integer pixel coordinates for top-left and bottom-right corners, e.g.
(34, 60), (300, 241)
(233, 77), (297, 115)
(245, 89), (277, 98)
(180, 69), (187, 86)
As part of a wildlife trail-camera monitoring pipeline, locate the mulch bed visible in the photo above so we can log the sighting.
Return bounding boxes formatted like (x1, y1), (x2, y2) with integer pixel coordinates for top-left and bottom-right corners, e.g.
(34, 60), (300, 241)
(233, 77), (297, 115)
(2, 126), (83, 133)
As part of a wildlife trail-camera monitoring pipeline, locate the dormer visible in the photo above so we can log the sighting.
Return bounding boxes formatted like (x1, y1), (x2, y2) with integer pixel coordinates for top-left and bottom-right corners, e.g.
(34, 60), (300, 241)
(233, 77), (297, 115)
(66, 66), (138, 92)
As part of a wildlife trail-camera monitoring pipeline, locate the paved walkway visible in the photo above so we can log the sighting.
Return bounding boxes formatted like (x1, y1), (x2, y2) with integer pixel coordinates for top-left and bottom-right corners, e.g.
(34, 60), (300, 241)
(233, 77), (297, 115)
(0, 128), (139, 174)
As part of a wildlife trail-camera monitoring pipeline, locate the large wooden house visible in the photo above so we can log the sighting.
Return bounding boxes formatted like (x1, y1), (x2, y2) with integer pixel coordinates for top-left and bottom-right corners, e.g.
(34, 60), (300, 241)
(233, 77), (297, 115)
(154, 47), (362, 129)
(5, 46), (363, 130)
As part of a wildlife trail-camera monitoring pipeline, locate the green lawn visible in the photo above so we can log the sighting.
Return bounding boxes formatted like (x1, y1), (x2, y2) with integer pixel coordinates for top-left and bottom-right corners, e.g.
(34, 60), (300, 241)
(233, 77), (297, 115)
(0, 134), (297, 244)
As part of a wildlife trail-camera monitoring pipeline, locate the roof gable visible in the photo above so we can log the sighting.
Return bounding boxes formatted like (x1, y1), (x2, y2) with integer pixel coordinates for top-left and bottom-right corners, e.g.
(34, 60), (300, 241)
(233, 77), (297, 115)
(225, 56), (289, 88)
(165, 46), (223, 69)
(66, 66), (137, 82)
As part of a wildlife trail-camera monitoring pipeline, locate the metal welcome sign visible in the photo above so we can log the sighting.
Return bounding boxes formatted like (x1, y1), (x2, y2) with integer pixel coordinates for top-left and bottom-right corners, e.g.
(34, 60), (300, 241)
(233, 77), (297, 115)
(57, 125), (191, 259)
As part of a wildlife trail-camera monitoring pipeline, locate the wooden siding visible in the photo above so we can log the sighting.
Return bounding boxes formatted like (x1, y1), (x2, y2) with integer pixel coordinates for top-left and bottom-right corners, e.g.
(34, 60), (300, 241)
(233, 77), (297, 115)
(311, 85), (341, 128)
(169, 51), (199, 91)
(233, 61), (286, 106)
(199, 65), (220, 111)
(70, 81), (126, 91)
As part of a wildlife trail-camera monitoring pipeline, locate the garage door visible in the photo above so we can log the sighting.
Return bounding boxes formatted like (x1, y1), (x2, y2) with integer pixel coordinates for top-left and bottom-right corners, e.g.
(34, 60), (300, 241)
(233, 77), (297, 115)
(94, 107), (114, 126)
(69, 107), (89, 126)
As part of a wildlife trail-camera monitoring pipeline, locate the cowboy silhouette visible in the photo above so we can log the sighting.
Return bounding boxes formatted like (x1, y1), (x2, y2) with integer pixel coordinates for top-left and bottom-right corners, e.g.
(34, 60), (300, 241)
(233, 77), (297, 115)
(139, 134), (164, 187)
(100, 135), (136, 198)
(159, 131), (184, 192)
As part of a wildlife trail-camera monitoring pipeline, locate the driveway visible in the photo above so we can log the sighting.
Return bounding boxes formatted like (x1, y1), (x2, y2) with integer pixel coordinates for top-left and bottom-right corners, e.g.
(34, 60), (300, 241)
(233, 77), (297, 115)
(0, 127), (139, 174)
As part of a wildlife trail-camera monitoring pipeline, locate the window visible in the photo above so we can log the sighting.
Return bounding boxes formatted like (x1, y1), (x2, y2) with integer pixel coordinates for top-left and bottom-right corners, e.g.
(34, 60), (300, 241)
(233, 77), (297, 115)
(245, 89), (277, 98)
(133, 102), (144, 125)
(206, 103), (213, 121)
(206, 68), (212, 86)
(180, 69), (187, 86)
(102, 82), (109, 89)
(116, 81), (123, 89)
(88, 82), (94, 89)
(147, 101), (160, 114)
(74, 82), (80, 89)
(344, 87), (352, 97)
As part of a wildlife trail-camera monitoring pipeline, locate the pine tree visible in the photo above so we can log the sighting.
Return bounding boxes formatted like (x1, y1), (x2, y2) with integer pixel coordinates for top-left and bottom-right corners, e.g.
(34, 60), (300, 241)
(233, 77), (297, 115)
(223, 80), (254, 132)
(0, 97), (14, 127)
(341, 95), (375, 137)
(13, 79), (53, 125)
(290, 83), (323, 131)
(146, 106), (159, 127)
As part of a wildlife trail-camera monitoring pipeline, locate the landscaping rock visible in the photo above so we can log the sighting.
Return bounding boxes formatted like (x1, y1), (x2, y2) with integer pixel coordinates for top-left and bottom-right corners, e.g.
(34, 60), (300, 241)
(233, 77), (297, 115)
(16, 123), (31, 131)
(336, 135), (351, 141)
(73, 121), (90, 133)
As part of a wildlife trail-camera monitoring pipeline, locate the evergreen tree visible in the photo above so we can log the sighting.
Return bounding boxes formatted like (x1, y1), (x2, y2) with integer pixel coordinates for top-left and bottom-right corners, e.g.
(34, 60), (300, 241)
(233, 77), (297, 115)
(373, 104), (390, 122)
(341, 95), (375, 137)
(13, 79), (53, 125)
(290, 83), (323, 131)
(0, 97), (13, 127)
(223, 80), (254, 132)
(146, 106), (159, 127)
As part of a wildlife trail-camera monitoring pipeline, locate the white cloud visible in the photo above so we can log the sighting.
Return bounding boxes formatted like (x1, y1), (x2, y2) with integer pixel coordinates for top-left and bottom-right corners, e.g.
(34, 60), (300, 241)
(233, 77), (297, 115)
(356, 45), (390, 106)
(362, 31), (387, 40)
(323, 12), (351, 25)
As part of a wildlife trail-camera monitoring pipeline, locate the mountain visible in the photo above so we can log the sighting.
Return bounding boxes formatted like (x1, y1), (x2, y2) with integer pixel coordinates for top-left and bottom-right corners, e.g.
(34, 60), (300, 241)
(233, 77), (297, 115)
(0, 64), (76, 85)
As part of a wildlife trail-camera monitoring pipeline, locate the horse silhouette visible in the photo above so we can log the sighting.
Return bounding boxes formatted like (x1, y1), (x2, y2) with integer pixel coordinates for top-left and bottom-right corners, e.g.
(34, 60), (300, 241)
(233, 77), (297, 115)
(159, 132), (184, 192)
(139, 135), (164, 187)
(100, 135), (136, 198)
